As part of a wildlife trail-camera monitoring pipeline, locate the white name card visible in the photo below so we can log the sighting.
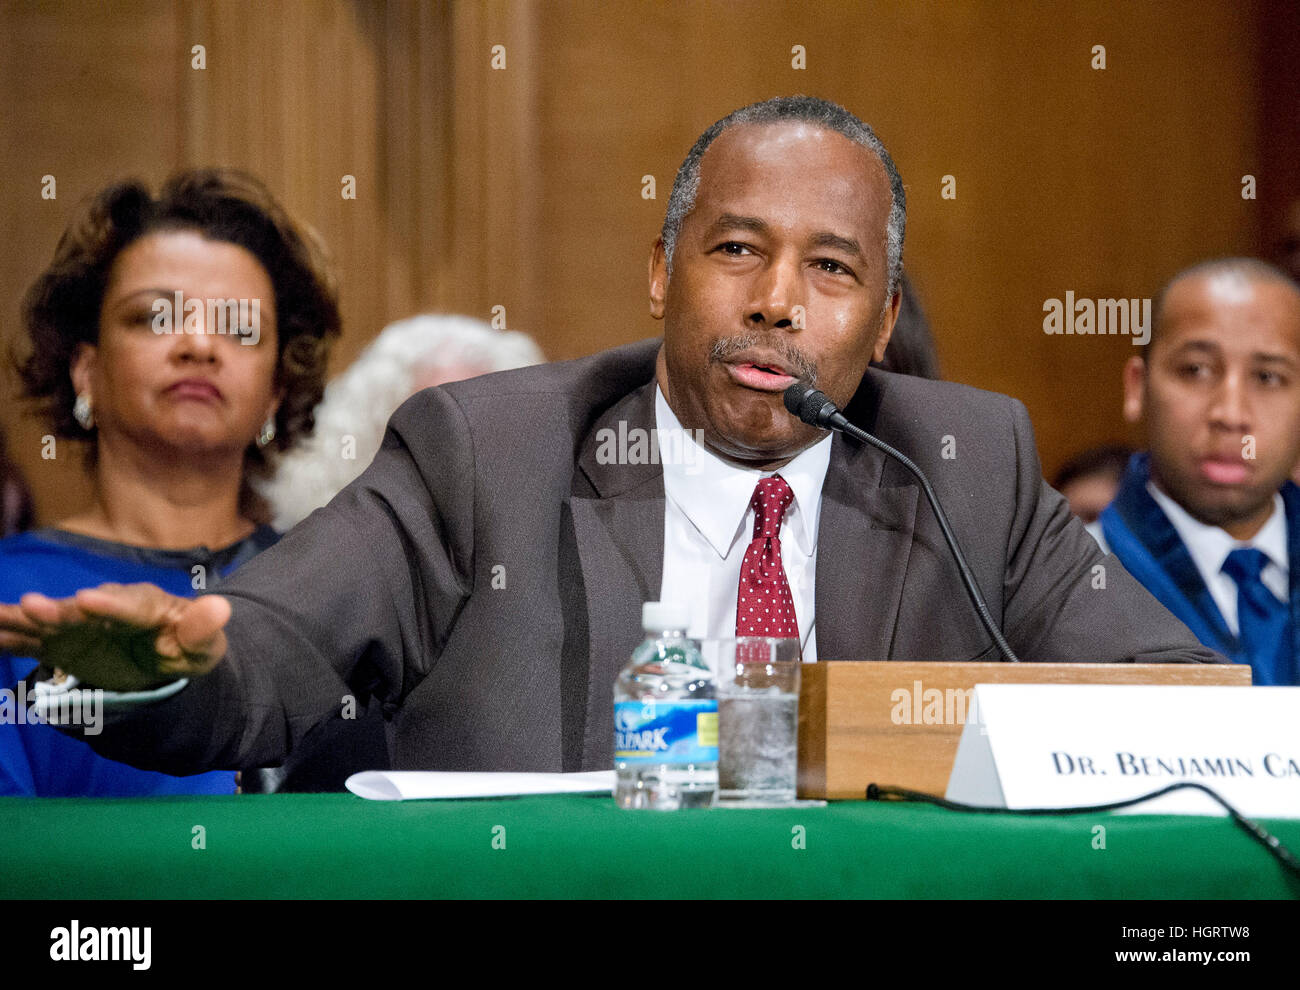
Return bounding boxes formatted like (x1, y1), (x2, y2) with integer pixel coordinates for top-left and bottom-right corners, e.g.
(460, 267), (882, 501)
(945, 684), (1300, 817)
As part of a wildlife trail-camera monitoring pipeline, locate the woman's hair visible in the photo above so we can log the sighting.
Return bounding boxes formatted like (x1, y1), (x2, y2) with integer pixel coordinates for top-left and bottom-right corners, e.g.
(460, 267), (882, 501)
(13, 168), (341, 518)
(873, 273), (941, 380)
(0, 426), (35, 537)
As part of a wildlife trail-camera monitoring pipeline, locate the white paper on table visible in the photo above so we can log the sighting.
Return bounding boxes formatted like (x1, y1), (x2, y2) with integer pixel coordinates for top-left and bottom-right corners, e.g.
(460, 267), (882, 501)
(345, 770), (615, 801)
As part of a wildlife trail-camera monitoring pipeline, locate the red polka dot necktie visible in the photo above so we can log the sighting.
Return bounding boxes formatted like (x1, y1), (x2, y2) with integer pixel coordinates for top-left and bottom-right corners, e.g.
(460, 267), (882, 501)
(735, 474), (800, 639)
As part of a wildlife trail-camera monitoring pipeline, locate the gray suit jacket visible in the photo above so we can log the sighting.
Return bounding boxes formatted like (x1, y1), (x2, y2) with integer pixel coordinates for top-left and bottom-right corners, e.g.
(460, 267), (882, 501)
(86, 338), (1220, 774)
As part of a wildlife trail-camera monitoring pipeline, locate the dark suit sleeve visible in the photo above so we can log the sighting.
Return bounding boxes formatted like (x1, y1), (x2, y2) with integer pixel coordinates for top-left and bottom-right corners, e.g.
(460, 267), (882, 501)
(999, 399), (1224, 663)
(80, 386), (477, 773)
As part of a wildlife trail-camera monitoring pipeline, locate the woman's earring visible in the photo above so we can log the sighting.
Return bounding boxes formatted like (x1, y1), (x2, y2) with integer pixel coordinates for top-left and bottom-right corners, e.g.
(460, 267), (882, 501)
(257, 417), (277, 448)
(73, 393), (95, 430)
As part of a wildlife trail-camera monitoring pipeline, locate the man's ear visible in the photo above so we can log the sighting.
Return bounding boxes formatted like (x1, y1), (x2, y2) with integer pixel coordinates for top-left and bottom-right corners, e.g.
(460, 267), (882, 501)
(870, 288), (903, 363)
(70, 342), (97, 398)
(1122, 355), (1146, 423)
(648, 238), (668, 321)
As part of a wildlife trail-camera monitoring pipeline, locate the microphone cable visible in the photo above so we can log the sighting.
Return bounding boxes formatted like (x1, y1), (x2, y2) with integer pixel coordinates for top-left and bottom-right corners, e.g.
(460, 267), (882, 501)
(866, 780), (1300, 880)
(784, 383), (1018, 661)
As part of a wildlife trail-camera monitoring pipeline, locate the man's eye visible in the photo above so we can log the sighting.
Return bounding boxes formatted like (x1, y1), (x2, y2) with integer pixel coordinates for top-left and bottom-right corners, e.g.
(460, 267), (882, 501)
(1178, 363), (1210, 379)
(1257, 369), (1287, 387)
(815, 258), (851, 276)
(717, 242), (752, 256)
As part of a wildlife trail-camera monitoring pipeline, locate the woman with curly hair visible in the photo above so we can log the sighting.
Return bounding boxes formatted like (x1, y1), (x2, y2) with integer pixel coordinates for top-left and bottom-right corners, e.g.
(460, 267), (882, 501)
(0, 168), (339, 796)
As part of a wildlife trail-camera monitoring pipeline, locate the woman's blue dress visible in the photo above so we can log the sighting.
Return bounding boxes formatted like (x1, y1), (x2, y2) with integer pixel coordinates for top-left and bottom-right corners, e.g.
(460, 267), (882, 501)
(0, 526), (278, 796)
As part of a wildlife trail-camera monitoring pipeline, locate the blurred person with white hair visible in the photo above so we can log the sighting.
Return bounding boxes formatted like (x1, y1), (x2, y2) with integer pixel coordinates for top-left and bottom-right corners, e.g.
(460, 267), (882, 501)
(237, 314), (544, 792)
(257, 314), (544, 531)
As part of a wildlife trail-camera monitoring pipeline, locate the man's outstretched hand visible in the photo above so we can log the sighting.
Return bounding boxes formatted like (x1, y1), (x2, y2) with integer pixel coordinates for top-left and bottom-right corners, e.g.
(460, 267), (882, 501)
(0, 583), (230, 693)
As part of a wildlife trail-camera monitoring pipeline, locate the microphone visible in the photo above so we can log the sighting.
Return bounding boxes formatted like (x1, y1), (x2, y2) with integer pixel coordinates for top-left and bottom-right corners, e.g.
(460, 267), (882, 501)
(784, 382), (1019, 662)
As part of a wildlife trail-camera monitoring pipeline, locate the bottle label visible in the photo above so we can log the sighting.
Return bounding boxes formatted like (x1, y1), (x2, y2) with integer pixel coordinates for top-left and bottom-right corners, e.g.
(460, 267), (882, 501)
(614, 700), (719, 764)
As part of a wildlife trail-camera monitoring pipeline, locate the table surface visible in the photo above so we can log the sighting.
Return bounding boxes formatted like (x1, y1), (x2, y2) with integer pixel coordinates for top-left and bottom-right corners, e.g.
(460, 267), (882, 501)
(3, 794), (1297, 898)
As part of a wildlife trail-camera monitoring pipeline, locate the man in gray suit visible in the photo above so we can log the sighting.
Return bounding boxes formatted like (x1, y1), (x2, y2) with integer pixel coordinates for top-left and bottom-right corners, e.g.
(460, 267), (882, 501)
(0, 97), (1218, 777)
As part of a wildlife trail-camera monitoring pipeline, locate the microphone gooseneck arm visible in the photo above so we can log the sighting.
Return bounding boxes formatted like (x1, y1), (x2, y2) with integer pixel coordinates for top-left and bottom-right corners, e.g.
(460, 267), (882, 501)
(784, 383), (1020, 663)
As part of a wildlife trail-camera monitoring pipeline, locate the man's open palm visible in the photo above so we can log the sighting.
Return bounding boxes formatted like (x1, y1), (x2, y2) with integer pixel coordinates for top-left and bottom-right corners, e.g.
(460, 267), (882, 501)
(0, 583), (230, 693)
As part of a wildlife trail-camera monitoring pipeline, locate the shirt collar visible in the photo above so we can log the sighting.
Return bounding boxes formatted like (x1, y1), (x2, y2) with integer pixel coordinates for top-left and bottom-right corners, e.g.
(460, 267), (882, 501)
(1147, 481), (1289, 578)
(655, 384), (831, 558)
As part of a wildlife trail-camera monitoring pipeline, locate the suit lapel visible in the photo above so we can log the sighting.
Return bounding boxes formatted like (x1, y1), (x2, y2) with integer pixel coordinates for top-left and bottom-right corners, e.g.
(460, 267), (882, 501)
(569, 381), (665, 765)
(1278, 482), (1300, 683)
(565, 367), (927, 761)
(1107, 453), (1237, 651)
(814, 430), (920, 661)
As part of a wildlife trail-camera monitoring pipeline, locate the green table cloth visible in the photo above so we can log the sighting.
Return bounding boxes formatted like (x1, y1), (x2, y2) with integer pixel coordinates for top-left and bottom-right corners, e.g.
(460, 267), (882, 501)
(2, 794), (1296, 898)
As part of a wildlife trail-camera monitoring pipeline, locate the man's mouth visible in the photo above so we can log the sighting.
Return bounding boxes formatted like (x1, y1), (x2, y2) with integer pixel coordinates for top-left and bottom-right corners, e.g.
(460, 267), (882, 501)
(722, 358), (799, 393)
(1198, 456), (1252, 485)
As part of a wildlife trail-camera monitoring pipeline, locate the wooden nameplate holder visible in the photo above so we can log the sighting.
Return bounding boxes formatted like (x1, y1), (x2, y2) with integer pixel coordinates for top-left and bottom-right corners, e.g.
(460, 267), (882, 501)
(796, 661), (1252, 800)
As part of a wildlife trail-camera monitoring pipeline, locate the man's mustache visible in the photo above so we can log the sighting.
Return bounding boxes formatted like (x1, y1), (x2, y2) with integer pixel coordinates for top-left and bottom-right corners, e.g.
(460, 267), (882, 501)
(709, 332), (819, 388)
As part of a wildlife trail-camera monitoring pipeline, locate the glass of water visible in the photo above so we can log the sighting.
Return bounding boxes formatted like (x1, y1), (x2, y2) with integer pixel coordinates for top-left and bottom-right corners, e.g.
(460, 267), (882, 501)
(705, 638), (802, 804)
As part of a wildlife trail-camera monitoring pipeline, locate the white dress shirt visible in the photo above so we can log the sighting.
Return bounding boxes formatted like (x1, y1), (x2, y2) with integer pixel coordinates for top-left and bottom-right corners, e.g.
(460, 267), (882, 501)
(655, 385), (832, 661)
(1146, 484), (1289, 636)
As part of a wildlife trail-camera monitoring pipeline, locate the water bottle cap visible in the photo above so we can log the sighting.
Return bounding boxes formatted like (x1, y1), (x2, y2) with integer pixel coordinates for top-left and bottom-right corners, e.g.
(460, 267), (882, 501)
(642, 600), (690, 632)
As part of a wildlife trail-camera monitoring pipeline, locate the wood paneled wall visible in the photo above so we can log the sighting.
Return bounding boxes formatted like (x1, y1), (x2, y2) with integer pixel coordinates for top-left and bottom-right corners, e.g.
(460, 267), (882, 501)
(1, 0), (1293, 524)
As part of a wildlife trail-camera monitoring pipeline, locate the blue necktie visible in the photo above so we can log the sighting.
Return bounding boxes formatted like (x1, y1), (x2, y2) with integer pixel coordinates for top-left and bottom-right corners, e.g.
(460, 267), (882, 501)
(1220, 548), (1294, 685)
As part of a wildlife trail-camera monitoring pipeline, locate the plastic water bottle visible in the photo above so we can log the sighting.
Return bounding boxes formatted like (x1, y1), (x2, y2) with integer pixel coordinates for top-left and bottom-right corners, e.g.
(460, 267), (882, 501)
(614, 601), (718, 809)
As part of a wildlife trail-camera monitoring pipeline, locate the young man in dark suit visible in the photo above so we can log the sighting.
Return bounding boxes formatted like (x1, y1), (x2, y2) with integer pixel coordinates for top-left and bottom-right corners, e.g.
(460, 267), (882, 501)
(1095, 259), (1300, 685)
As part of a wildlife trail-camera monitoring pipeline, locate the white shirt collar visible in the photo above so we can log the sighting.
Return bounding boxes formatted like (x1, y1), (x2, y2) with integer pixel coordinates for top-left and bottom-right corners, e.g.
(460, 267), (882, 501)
(1147, 481), (1289, 579)
(655, 384), (832, 559)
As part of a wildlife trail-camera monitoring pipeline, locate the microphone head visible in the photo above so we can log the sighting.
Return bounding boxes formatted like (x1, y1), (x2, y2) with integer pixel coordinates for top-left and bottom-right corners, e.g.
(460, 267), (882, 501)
(783, 382), (837, 427)
(782, 382), (813, 418)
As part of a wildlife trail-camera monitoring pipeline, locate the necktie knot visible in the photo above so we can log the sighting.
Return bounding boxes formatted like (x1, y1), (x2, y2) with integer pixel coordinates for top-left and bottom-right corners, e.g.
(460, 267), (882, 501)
(750, 475), (794, 539)
(1222, 547), (1269, 587)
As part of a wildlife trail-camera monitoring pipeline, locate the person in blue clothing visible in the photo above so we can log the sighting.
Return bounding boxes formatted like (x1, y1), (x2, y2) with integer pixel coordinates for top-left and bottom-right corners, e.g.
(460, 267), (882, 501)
(1, 168), (340, 795)
(1094, 258), (1300, 686)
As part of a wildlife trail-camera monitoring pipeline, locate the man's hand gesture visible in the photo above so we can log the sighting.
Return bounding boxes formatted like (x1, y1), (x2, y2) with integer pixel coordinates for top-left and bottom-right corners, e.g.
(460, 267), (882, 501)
(0, 583), (230, 693)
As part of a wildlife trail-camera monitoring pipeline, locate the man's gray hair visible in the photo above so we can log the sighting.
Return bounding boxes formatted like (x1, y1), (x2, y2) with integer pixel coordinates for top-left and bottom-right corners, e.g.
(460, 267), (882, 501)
(661, 95), (906, 296)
